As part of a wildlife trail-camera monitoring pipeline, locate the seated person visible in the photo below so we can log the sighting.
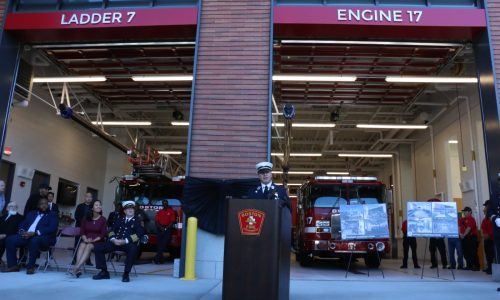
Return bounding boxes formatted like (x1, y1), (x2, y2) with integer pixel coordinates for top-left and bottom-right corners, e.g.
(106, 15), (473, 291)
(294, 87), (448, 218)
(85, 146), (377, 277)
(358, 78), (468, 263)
(0, 202), (24, 265)
(93, 201), (144, 283)
(70, 200), (107, 277)
(3, 198), (58, 274)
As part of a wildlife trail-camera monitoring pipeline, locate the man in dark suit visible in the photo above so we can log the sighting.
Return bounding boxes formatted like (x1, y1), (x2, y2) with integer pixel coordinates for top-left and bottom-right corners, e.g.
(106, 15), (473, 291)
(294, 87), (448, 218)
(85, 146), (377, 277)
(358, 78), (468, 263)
(247, 161), (290, 209)
(46, 192), (59, 214)
(0, 202), (24, 263)
(23, 183), (51, 216)
(3, 198), (59, 274)
(93, 200), (144, 282)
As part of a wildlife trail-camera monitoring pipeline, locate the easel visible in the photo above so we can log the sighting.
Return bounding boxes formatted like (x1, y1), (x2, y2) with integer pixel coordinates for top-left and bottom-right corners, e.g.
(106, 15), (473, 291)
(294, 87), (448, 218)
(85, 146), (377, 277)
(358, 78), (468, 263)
(420, 237), (455, 280)
(345, 248), (385, 279)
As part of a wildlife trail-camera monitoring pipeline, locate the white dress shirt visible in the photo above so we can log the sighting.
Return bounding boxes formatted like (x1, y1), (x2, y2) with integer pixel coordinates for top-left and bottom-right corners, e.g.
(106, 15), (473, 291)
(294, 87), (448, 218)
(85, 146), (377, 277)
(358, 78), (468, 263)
(27, 213), (44, 235)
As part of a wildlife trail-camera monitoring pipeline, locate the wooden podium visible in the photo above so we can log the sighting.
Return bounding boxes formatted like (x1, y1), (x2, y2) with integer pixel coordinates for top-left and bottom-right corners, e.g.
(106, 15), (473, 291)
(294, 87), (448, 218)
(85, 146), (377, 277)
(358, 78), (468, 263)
(223, 198), (291, 300)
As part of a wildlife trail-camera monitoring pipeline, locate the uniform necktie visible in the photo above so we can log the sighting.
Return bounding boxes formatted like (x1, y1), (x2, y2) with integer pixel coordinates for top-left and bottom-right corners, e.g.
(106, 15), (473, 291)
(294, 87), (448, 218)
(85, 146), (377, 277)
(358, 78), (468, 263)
(264, 186), (269, 194)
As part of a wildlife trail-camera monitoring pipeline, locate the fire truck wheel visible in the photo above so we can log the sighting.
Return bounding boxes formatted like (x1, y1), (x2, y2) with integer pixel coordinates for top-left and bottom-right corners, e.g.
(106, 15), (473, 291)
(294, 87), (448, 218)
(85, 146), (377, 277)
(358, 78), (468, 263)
(298, 253), (313, 267)
(364, 253), (381, 268)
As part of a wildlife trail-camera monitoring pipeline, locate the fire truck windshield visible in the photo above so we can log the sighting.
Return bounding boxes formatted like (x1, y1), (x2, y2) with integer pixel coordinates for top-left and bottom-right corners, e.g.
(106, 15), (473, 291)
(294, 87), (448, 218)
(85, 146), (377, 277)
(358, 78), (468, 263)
(116, 183), (183, 206)
(308, 184), (385, 208)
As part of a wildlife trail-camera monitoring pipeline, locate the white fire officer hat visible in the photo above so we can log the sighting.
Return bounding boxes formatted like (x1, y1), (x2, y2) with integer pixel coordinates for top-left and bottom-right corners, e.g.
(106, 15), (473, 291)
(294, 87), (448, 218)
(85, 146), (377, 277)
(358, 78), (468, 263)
(122, 200), (136, 209)
(256, 161), (273, 173)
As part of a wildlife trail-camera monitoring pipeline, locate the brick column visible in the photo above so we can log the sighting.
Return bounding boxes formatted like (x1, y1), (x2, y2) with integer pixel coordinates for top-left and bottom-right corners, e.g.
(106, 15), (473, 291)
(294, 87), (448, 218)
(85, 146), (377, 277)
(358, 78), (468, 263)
(184, 0), (272, 279)
(187, 0), (271, 179)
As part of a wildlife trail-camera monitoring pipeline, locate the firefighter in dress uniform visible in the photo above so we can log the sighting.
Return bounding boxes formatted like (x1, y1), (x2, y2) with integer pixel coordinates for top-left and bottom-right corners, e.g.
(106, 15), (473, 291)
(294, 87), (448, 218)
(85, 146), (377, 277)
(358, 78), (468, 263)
(92, 200), (144, 282)
(247, 161), (291, 210)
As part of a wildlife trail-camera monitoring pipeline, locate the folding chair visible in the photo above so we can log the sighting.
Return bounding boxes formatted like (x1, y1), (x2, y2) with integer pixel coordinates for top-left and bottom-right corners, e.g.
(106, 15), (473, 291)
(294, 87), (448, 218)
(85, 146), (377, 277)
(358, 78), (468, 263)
(54, 226), (81, 273)
(108, 236), (148, 276)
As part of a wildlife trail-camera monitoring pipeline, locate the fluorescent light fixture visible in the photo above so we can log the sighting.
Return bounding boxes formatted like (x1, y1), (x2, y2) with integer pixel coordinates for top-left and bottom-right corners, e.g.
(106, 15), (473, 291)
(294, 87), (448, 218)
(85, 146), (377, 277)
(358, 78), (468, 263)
(132, 75), (193, 82)
(326, 172), (350, 175)
(273, 123), (336, 128)
(357, 124), (428, 129)
(92, 121), (151, 126)
(338, 153), (393, 158)
(272, 75), (357, 82)
(315, 176), (378, 181)
(385, 76), (478, 83)
(275, 183), (303, 186)
(158, 151), (182, 155)
(272, 171), (314, 175)
(448, 140), (459, 144)
(171, 122), (190, 126)
(272, 153), (322, 157)
(33, 76), (107, 83)
(280, 40), (463, 48)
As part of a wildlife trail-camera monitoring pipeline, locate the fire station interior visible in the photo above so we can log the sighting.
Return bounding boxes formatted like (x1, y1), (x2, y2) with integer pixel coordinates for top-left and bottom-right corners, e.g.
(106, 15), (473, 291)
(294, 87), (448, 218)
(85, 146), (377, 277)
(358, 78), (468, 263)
(2, 39), (492, 276)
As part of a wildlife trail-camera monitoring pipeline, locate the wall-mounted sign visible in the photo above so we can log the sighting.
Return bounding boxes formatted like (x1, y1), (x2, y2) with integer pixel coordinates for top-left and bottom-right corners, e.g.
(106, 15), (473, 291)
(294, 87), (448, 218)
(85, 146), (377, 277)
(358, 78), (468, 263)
(275, 7), (486, 28)
(60, 11), (136, 26)
(4, 7), (197, 30)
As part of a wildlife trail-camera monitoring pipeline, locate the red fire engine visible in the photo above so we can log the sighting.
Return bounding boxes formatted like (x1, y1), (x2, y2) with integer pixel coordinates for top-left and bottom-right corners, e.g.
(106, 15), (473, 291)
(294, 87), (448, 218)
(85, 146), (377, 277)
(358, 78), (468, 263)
(294, 176), (391, 267)
(114, 146), (184, 257)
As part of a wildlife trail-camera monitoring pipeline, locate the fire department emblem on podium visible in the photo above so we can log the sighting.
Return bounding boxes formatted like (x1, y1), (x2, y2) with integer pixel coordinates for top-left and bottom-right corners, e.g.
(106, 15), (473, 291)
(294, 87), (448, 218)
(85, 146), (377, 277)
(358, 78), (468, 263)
(238, 209), (265, 236)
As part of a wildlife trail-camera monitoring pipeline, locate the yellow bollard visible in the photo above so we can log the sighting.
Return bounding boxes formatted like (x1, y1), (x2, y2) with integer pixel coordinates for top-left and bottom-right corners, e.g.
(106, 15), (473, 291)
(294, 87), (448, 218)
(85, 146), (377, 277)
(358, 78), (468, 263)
(182, 217), (197, 280)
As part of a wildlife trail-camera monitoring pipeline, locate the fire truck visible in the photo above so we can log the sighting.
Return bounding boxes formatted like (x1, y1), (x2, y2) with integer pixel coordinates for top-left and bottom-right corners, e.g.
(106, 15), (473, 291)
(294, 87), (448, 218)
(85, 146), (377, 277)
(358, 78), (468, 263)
(294, 176), (391, 267)
(114, 146), (184, 257)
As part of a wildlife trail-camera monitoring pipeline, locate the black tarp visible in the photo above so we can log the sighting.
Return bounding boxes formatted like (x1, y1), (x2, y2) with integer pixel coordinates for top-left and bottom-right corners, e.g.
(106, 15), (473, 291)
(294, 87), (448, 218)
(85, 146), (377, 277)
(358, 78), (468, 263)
(181, 176), (259, 235)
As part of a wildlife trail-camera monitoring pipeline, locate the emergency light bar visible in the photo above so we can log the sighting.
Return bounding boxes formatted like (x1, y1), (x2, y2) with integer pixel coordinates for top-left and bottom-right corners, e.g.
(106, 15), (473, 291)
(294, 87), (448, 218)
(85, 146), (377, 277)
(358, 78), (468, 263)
(315, 176), (378, 181)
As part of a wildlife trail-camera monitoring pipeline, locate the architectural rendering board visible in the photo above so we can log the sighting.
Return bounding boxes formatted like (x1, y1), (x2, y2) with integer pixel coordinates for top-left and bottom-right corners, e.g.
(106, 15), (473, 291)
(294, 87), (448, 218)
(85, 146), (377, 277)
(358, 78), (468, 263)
(407, 202), (458, 238)
(340, 204), (389, 240)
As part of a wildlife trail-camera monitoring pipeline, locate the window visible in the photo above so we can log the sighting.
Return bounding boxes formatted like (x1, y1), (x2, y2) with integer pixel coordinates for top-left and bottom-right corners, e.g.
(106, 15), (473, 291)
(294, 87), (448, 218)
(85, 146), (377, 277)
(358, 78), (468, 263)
(56, 178), (79, 206)
(16, 0), (59, 11)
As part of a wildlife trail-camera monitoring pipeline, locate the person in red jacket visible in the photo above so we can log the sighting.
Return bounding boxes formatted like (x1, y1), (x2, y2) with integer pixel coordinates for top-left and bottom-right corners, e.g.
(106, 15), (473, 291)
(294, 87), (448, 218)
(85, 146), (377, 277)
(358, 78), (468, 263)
(153, 200), (177, 264)
(400, 219), (420, 269)
(481, 200), (494, 274)
(460, 207), (480, 271)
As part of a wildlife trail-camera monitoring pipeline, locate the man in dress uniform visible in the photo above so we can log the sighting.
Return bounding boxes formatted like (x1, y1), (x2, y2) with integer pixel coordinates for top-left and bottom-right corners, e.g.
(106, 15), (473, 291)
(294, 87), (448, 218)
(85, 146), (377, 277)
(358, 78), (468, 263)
(247, 161), (290, 209)
(3, 198), (58, 274)
(93, 200), (144, 282)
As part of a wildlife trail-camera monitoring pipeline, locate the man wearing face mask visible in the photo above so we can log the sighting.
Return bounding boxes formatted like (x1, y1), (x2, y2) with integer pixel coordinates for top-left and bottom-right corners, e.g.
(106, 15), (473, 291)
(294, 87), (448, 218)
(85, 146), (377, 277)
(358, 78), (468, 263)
(0, 202), (24, 267)
(3, 198), (58, 274)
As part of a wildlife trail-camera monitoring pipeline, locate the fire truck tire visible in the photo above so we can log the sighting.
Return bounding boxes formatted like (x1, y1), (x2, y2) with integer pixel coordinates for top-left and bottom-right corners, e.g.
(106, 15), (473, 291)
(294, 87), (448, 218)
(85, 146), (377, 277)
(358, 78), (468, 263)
(298, 253), (313, 267)
(364, 253), (381, 268)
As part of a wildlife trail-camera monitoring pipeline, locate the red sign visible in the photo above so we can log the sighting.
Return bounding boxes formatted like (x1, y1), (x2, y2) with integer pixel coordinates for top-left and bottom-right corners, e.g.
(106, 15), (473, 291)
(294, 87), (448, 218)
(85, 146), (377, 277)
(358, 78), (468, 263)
(274, 7), (486, 28)
(238, 209), (266, 236)
(4, 7), (197, 30)
(3, 147), (12, 156)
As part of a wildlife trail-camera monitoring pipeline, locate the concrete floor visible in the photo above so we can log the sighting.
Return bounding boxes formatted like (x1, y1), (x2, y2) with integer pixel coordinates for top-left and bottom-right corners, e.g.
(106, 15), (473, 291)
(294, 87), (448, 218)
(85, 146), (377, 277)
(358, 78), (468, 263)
(0, 252), (498, 300)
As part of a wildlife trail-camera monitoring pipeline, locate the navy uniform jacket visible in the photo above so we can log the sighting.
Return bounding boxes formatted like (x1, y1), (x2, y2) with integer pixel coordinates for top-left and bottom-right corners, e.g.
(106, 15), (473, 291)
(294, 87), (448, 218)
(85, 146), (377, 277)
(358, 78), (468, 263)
(20, 210), (59, 244)
(109, 216), (145, 244)
(247, 183), (291, 210)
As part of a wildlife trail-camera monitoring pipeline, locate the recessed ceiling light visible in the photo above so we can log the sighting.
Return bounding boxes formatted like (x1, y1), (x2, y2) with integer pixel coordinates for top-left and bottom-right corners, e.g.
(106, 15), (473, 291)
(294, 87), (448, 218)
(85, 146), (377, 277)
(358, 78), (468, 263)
(326, 172), (350, 175)
(171, 122), (190, 126)
(448, 140), (459, 144)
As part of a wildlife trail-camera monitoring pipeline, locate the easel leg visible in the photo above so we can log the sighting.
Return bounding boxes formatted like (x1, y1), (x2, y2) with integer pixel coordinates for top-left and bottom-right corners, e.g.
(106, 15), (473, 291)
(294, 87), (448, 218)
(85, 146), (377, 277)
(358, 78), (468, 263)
(421, 238), (428, 279)
(345, 251), (354, 278)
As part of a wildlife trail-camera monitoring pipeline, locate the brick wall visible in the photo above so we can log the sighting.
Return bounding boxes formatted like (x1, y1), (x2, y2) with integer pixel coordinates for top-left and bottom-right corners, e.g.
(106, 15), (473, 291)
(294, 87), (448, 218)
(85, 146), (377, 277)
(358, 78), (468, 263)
(188, 0), (271, 178)
(0, 0), (6, 27)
